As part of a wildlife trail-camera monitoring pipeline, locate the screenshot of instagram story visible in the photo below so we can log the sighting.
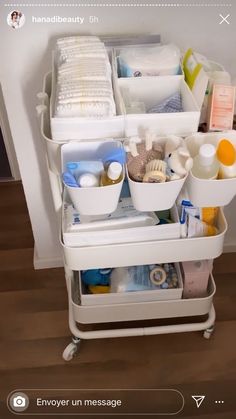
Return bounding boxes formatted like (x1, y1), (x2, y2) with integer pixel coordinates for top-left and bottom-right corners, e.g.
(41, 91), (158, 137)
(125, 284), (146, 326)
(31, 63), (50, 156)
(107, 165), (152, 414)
(0, 0), (236, 418)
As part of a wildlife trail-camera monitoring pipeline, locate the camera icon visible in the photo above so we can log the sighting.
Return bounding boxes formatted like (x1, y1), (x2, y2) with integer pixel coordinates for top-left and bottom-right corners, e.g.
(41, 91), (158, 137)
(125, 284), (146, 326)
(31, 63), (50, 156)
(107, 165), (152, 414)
(13, 395), (26, 407)
(9, 392), (29, 412)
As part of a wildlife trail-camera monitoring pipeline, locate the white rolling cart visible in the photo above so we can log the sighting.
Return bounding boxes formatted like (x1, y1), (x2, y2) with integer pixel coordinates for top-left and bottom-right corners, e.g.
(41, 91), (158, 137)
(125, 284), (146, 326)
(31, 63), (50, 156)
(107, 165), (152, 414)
(37, 72), (228, 362)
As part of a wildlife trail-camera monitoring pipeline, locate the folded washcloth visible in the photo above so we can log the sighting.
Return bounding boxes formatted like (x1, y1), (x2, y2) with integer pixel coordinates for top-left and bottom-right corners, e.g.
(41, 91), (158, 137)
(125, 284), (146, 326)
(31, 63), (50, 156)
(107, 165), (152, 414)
(147, 92), (183, 114)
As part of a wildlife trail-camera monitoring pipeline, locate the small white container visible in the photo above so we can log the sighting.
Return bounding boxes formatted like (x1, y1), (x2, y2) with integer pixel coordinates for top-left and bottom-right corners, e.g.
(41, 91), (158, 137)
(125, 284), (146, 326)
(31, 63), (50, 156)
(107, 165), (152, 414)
(126, 135), (188, 211)
(61, 140), (124, 215)
(116, 76), (200, 137)
(66, 182), (123, 215)
(78, 263), (183, 306)
(185, 130), (236, 207)
(128, 170), (187, 211)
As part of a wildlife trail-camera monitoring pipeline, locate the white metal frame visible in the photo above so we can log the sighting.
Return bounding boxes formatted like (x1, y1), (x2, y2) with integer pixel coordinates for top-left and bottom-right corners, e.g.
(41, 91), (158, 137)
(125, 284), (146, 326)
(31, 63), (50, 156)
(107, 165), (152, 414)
(63, 266), (216, 360)
(55, 142), (216, 361)
(37, 79), (217, 363)
(66, 270), (216, 339)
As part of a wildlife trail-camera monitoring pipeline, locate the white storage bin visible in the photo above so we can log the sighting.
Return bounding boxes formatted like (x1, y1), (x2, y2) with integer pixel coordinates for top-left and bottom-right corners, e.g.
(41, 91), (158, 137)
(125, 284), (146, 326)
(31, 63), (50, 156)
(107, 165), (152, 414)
(51, 113), (124, 142)
(38, 72), (60, 175)
(50, 50), (124, 141)
(128, 170), (187, 211)
(116, 76), (200, 137)
(62, 200), (181, 247)
(185, 131), (236, 207)
(77, 263), (183, 306)
(61, 208), (227, 271)
(61, 140), (124, 215)
(126, 136), (188, 211)
(71, 274), (216, 324)
(39, 73), (124, 176)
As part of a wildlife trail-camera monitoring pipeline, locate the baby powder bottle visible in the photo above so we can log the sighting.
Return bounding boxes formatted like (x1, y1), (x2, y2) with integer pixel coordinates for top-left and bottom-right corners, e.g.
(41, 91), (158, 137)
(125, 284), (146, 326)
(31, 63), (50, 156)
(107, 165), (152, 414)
(216, 139), (236, 179)
(100, 162), (123, 186)
(191, 144), (219, 179)
(78, 173), (99, 187)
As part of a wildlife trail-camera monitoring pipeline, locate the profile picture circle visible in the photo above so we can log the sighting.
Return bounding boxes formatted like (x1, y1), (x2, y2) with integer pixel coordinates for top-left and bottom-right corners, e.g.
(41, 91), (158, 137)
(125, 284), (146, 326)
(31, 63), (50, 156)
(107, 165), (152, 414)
(7, 10), (25, 29)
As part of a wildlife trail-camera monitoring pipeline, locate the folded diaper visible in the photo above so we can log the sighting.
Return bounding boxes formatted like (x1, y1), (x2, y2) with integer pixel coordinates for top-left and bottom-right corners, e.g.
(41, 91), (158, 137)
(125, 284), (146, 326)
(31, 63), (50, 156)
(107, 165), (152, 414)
(59, 47), (107, 61)
(56, 101), (115, 118)
(147, 92), (183, 114)
(54, 36), (116, 118)
(57, 36), (101, 46)
(57, 83), (113, 103)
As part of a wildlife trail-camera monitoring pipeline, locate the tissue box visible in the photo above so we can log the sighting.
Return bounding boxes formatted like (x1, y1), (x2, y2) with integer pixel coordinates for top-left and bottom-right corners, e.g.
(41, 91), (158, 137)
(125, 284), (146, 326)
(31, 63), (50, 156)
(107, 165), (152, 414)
(181, 260), (212, 298)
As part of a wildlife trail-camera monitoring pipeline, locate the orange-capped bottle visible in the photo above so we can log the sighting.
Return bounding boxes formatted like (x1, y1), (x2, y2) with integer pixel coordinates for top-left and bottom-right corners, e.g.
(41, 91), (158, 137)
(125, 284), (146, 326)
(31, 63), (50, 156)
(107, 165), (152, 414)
(217, 138), (236, 179)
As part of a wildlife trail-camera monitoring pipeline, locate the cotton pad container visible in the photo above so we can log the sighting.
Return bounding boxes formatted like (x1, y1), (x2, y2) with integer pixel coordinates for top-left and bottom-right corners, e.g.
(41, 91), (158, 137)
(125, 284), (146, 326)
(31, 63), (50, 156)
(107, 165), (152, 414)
(118, 44), (181, 77)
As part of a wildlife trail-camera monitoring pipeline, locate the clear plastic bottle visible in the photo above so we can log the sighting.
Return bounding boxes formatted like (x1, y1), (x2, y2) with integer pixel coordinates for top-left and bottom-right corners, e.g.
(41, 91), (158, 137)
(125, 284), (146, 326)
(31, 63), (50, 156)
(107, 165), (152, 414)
(191, 144), (219, 180)
(100, 162), (123, 186)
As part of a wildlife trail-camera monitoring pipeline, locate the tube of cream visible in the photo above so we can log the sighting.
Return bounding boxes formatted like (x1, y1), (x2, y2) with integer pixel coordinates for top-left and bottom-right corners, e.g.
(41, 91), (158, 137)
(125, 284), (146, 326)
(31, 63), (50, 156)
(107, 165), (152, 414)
(180, 200), (199, 237)
(187, 214), (218, 238)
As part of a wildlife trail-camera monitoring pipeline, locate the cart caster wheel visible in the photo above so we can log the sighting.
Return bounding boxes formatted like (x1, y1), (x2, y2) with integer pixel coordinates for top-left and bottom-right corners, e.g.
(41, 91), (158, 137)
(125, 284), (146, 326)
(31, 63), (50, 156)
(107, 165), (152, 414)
(62, 341), (80, 361)
(203, 326), (214, 339)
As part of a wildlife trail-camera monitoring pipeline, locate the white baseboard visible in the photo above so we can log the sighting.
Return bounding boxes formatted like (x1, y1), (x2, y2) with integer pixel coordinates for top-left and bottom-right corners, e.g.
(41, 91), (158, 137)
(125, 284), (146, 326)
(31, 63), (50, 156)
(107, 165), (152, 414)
(33, 246), (64, 269)
(223, 243), (236, 253)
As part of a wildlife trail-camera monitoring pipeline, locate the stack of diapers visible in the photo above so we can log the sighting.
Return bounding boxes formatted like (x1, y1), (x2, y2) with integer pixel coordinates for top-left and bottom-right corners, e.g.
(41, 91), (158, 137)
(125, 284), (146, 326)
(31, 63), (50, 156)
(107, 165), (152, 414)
(54, 36), (116, 118)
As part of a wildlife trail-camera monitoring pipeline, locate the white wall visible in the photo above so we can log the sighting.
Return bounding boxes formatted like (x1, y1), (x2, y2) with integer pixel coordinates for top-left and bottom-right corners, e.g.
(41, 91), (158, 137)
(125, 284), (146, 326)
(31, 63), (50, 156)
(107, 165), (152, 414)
(0, 1), (235, 267)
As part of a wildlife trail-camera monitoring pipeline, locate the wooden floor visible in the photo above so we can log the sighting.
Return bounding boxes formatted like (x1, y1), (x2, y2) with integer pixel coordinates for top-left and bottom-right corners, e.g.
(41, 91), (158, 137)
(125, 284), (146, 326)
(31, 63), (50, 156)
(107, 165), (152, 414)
(0, 181), (236, 418)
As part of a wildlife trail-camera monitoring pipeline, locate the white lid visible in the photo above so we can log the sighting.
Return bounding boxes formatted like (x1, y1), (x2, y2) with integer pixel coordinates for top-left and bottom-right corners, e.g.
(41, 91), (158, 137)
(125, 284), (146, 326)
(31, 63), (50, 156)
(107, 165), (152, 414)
(199, 144), (216, 166)
(210, 71), (231, 85)
(108, 162), (122, 180)
(78, 173), (99, 188)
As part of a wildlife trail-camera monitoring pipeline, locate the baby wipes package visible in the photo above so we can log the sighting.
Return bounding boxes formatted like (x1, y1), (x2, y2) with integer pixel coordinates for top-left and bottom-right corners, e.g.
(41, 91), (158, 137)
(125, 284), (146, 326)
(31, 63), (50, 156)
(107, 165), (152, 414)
(62, 196), (181, 246)
(118, 44), (180, 77)
(64, 197), (159, 233)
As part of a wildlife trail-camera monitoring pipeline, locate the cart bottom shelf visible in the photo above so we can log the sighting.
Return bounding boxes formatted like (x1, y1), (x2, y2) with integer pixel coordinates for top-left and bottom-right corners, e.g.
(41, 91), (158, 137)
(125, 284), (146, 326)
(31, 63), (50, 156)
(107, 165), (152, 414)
(62, 273), (216, 360)
(66, 305), (215, 347)
(71, 274), (216, 324)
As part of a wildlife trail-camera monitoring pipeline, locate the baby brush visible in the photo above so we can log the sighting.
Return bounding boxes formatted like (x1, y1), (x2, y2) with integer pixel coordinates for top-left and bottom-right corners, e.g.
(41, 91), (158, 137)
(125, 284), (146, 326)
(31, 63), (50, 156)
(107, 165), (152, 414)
(143, 159), (167, 183)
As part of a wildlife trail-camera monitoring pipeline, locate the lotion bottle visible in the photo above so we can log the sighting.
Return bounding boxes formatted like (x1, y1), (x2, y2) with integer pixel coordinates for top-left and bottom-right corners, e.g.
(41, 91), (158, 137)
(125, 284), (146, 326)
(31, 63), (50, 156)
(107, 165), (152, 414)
(191, 144), (219, 179)
(216, 138), (236, 179)
(100, 162), (123, 186)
